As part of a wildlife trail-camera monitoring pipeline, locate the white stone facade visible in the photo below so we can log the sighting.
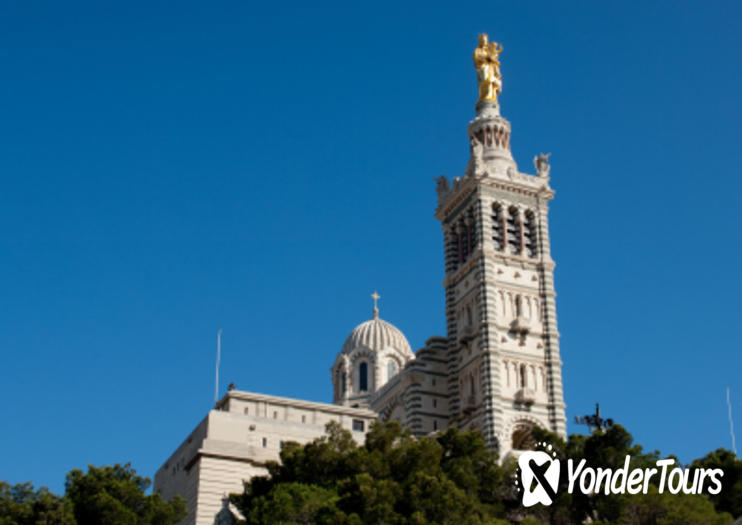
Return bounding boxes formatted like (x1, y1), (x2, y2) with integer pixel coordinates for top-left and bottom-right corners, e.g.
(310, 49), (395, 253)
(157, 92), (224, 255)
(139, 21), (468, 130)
(154, 391), (375, 525)
(155, 91), (567, 525)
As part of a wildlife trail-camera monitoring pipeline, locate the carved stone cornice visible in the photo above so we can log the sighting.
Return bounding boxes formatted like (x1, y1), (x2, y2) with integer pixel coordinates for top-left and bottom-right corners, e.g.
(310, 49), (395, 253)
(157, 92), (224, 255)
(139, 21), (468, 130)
(479, 175), (554, 200)
(435, 178), (477, 221)
(436, 172), (553, 222)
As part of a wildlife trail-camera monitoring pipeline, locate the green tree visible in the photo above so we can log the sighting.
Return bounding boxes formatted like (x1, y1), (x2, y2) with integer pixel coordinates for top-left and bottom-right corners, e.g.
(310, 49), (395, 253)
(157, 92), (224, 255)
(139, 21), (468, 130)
(690, 448), (742, 518)
(234, 421), (732, 525)
(241, 482), (339, 525)
(64, 463), (186, 525)
(232, 421), (510, 524)
(519, 425), (733, 525)
(616, 485), (732, 525)
(0, 481), (75, 525)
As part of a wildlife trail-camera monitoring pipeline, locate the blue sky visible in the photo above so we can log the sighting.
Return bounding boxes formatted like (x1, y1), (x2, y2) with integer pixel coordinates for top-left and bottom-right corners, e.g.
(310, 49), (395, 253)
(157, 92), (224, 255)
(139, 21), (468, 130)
(1, 1), (740, 493)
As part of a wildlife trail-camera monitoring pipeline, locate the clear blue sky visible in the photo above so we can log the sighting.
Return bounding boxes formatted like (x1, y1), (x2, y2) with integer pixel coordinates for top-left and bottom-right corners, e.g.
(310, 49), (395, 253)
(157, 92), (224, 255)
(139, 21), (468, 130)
(1, 1), (740, 493)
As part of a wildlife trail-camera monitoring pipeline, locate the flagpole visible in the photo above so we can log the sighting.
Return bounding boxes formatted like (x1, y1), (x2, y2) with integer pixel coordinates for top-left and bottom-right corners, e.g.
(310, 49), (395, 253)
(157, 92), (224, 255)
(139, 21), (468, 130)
(215, 329), (222, 406)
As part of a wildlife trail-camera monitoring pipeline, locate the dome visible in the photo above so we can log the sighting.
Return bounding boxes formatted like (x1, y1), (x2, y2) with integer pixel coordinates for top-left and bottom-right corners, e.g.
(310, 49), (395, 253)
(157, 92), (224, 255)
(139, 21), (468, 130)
(341, 313), (413, 357)
(332, 297), (414, 406)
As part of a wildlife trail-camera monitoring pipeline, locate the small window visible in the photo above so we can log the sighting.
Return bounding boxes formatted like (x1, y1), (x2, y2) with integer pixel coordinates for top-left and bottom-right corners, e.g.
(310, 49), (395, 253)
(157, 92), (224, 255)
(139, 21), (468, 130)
(468, 217), (476, 254)
(432, 378), (436, 386)
(359, 362), (368, 392)
(273, 411), (278, 419)
(507, 207), (520, 254)
(524, 211), (537, 258)
(449, 229), (460, 270)
(262, 438), (267, 448)
(243, 407), (249, 415)
(301, 415), (306, 423)
(352, 419), (365, 432)
(459, 226), (469, 262)
(492, 204), (504, 251)
(387, 360), (398, 381)
(433, 420), (438, 431)
(433, 399), (437, 408)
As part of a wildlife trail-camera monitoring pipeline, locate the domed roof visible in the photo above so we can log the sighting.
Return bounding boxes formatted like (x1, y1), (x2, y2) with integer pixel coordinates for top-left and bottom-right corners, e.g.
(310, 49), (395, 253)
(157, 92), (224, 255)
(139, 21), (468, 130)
(341, 309), (413, 357)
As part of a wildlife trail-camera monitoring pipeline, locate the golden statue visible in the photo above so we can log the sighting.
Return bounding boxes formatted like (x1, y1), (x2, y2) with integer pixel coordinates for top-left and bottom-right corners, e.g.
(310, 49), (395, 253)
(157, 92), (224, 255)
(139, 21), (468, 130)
(473, 34), (503, 103)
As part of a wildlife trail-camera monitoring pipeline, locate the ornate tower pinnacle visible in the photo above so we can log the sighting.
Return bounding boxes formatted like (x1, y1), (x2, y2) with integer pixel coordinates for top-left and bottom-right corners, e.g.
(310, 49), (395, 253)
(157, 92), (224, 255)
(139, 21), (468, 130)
(436, 36), (542, 209)
(371, 291), (380, 319)
(468, 35), (518, 178)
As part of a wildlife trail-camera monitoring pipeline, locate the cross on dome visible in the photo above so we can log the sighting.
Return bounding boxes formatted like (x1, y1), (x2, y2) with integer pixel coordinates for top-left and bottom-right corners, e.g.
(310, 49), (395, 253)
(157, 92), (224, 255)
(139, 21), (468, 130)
(371, 291), (380, 319)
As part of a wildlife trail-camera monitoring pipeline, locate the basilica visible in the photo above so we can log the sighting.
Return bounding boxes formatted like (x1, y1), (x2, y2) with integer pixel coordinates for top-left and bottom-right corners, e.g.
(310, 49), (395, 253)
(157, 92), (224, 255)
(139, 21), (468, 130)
(154, 35), (567, 525)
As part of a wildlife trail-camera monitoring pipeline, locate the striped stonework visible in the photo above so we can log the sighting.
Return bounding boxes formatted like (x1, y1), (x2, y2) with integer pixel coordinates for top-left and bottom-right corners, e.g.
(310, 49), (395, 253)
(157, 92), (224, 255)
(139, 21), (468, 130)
(430, 99), (567, 456)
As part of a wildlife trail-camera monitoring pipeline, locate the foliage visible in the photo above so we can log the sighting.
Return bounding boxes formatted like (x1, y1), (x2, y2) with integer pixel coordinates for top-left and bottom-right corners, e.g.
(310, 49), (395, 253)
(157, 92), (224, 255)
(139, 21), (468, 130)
(615, 485), (731, 525)
(691, 448), (742, 518)
(232, 421), (508, 524)
(0, 482), (75, 525)
(64, 463), (186, 525)
(240, 482), (338, 525)
(521, 425), (733, 525)
(1, 424), (739, 524)
(0, 464), (185, 525)
(232, 421), (737, 525)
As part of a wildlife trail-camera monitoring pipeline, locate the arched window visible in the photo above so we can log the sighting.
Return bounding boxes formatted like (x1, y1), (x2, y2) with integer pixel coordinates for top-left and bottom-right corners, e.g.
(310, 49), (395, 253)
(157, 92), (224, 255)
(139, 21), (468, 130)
(467, 212), (476, 255)
(452, 209), (478, 267)
(455, 227), (463, 265)
(387, 360), (398, 381)
(359, 362), (368, 392)
(491, 204), (504, 251)
(524, 211), (537, 257)
(507, 207), (521, 254)
(512, 423), (536, 450)
(459, 221), (469, 262)
(520, 364), (527, 388)
(448, 228), (460, 271)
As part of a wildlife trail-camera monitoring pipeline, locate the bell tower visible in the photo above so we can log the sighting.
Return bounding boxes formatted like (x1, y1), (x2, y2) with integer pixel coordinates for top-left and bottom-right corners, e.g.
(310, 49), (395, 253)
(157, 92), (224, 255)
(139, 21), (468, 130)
(434, 35), (566, 455)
